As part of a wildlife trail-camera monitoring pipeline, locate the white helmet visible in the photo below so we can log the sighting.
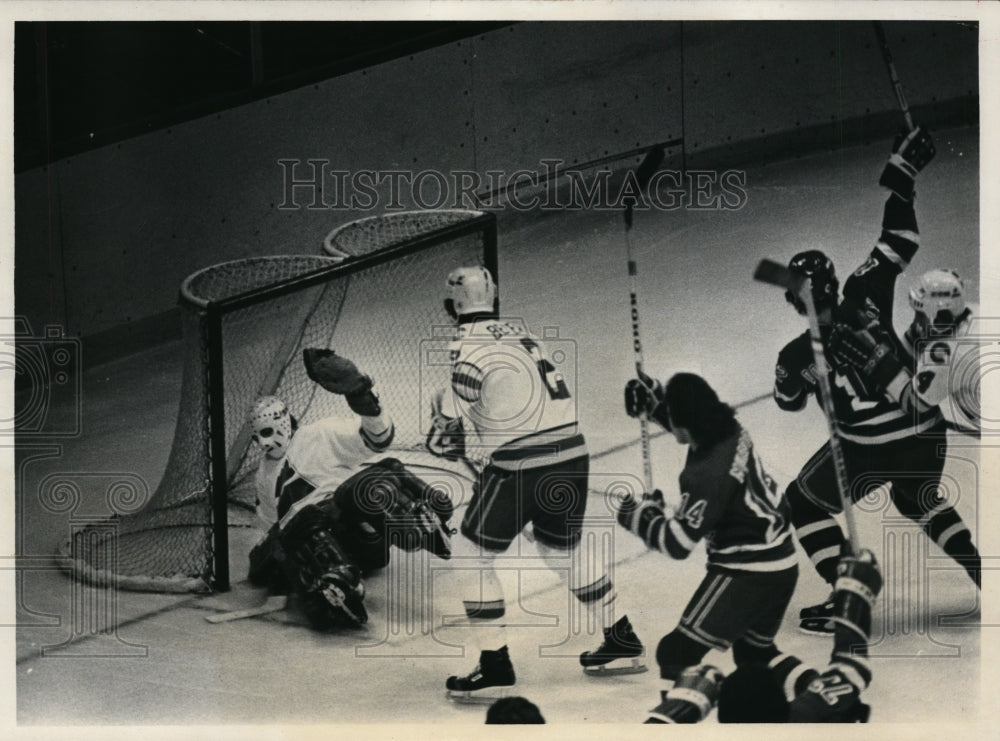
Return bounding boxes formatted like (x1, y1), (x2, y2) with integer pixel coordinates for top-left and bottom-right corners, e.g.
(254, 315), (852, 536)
(909, 269), (966, 333)
(444, 266), (496, 320)
(249, 396), (294, 458)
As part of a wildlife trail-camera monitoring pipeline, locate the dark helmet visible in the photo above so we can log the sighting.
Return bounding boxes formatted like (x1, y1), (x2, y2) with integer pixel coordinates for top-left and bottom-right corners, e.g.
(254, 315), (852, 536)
(663, 373), (737, 448)
(786, 250), (839, 316)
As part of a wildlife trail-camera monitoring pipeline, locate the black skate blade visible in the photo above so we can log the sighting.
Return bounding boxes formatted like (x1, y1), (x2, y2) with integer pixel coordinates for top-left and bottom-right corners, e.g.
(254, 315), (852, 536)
(446, 686), (517, 705)
(582, 657), (648, 676)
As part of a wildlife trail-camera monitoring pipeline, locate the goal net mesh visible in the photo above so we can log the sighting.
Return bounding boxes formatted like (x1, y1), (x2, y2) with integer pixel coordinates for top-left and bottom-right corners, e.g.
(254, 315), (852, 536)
(61, 210), (494, 592)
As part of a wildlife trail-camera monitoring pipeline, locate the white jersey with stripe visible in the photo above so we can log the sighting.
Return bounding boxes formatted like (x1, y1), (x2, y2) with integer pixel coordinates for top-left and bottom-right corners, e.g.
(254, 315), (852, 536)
(903, 310), (980, 432)
(254, 412), (393, 528)
(445, 316), (586, 468)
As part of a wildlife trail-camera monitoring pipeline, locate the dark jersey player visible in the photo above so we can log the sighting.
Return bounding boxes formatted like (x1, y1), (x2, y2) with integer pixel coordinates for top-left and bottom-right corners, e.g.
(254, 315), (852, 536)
(773, 126), (980, 634)
(617, 372), (798, 723)
(631, 549), (883, 723)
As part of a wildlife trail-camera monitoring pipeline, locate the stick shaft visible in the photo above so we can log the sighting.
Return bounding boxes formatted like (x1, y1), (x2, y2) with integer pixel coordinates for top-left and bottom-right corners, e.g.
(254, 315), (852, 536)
(627, 237), (655, 492)
(872, 21), (915, 131)
(800, 281), (861, 554)
(205, 595), (288, 623)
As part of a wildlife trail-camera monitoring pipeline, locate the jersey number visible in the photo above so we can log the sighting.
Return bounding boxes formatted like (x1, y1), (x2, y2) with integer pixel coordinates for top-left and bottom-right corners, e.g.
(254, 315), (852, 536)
(675, 492), (707, 529)
(520, 338), (571, 400)
(808, 673), (856, 706)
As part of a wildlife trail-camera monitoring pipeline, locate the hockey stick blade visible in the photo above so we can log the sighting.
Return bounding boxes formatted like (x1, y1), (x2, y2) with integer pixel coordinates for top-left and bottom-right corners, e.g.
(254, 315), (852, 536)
(872, 21), (914, 131)
(753, 259), (804, 292)
(205, 594), (288, 623)
(624, 145), (667, 230)
(636, 145), (667, 188)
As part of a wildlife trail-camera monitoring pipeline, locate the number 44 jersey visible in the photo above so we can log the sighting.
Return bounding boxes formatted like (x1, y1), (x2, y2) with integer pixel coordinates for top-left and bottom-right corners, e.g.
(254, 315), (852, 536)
(444, 317), (587, 470)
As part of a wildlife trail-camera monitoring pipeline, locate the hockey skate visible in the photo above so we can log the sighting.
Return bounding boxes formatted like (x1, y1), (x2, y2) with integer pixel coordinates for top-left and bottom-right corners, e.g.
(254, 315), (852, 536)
(798, 594), (835, 635)
(580, 615), (647, 676)
(445, 646), (517, 704)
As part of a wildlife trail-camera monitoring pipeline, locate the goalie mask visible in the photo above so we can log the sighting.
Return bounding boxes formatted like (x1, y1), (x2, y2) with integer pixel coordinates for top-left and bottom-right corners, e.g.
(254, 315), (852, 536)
(444, 266), (497, 321)
(909, 268), (968, 338)
(250, 396), (294, 459)
(786, 250), (839, 316)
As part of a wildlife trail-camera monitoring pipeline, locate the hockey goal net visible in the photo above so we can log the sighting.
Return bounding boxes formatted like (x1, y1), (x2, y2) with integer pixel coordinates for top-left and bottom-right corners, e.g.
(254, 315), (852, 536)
(62, 210), (497, 593)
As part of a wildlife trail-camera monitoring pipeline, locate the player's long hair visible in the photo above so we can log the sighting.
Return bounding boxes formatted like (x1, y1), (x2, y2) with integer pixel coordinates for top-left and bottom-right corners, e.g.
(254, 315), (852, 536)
(664, 373), (738, 450)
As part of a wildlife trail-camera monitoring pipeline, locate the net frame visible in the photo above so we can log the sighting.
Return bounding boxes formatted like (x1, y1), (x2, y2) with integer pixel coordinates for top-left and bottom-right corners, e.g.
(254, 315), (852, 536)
(62, 210), (497, 593)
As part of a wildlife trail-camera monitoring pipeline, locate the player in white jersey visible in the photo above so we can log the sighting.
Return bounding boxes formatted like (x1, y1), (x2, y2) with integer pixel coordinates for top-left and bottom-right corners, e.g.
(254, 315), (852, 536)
(431, 266), (645, 703)
(902, 268), (980, 433)
(247, 349), (453, 630)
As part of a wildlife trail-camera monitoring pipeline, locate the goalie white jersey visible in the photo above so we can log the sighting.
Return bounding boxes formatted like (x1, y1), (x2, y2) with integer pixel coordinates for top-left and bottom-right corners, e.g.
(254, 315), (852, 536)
(255, 413), (393, 527)
(443, 317), (586, 469)
(905, 312), (980, 432)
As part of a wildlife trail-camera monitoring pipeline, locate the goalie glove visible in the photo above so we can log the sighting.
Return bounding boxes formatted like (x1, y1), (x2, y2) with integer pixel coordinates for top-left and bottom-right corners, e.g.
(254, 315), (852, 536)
(878, 125), (935, 200)
(302, 348), (381, 416)
(828, 323), (909, 402)
(425, 388), (465, 460)
(624, 370), (665, 420)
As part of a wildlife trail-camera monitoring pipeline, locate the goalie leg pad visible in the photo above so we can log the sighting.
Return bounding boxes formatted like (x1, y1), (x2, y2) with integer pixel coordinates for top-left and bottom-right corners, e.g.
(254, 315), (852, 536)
(247, 524), (292, 594)
(280, 506), (368, 628)
(338, 458), (455, 559)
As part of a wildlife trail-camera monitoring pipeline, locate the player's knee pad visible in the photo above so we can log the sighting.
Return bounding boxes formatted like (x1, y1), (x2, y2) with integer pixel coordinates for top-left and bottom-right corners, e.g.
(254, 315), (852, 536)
(656, 630), (711, 680)
(456, 551), (504, 619)
(534, 539), (574, 578)
(787, 479), (832, 527)
(732, 637), (780, 667)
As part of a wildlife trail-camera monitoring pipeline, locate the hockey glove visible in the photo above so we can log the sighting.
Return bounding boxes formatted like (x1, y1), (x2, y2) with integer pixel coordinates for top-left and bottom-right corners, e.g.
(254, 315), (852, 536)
(878, 125), (935, 200)
(828, 323), (909, 401)
(648, 664), (725, 723)
(616, 490), (666, 542)
(426, 389), (466, 460)
(302, 348), (382, 416)
(624, 370), (665, 419)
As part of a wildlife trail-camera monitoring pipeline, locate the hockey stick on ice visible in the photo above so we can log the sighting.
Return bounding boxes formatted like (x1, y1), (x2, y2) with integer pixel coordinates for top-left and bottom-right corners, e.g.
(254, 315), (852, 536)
(872, 21), (915, 132)
(753, 259), (860, 554)
(205, 594), (289, 623)
(623, 145), (666, 493)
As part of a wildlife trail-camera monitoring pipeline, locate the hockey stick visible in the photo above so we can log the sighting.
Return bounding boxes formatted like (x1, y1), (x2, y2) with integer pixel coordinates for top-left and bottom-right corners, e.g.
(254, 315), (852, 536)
(753, 259), (860, 554)
(205, 594), (289, 623)
(623, 145), (666, 493)
(872, 21), (915, 131)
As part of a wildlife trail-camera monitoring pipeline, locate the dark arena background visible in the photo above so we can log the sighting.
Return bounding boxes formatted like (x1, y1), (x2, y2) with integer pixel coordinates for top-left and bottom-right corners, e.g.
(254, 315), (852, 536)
(8, 5), (997, 735)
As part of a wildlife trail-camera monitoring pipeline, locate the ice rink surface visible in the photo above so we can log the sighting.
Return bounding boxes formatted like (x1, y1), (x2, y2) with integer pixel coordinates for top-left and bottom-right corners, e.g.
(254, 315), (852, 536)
(14, 126), (985, 728)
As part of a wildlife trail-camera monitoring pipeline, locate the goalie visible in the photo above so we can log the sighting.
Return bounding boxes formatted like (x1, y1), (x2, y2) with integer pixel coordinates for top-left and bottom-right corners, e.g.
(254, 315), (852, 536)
(247, 348), (454, 630)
